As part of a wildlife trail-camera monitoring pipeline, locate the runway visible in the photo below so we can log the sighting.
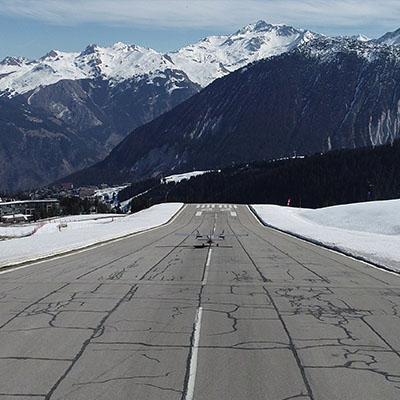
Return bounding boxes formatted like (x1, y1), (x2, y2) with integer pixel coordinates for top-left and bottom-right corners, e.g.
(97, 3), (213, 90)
(0, 204), (399, 399)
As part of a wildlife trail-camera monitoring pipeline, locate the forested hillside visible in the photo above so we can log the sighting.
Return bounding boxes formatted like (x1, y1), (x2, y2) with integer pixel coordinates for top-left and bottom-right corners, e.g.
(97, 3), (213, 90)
(118, 140), (400, 210)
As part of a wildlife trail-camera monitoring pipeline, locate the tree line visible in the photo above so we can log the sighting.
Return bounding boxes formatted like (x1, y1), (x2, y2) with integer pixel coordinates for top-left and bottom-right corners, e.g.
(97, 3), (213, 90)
(118, 140), (400, 211)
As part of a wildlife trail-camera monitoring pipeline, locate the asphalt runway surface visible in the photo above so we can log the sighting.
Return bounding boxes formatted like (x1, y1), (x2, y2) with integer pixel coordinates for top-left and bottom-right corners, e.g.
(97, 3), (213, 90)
(0, 204), (399, 400)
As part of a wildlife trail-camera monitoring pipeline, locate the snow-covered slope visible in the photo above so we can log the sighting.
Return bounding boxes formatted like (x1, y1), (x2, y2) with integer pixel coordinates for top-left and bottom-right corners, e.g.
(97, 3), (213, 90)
(352, 34), (371, 42)
(0, 20), (320, 96)
(163, 170), (213, 184)
(299, 36), (400, 64)
(169, 20), (319, 87)
(252, 200), (400, 273)
(0, 203), (183, 267)
(0, 43), (176, 96)
(376, 28), (400, 46)
(3, 21), (400, 98)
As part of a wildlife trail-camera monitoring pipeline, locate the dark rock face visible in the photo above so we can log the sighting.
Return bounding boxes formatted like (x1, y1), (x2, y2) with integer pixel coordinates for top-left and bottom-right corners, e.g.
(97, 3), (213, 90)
(0, 70), (200, 192)
(0, 97), (90, 191)
(67, 38), (400, 186)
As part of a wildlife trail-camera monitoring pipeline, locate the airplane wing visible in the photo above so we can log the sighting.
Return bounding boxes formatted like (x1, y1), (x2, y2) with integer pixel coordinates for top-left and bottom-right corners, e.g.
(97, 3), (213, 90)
(174, 231), (203, 238)
(217, 230), (248, 239)
(174, 230), (248, 240)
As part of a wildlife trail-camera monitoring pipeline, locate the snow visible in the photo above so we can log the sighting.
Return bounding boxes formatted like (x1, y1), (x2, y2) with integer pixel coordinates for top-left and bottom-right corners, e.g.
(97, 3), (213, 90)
(168, 21), (319, 87)
(252, 200), (400, 273)
(376, 28), (400, 46)
(0, 44), (174, 96)
(163, 170), (212, 184)
(354, 34), (371, 42)
(4, 21), (400, 98)
(0, 20), (320, 96)
(0, 203), (183, 267)
(93, 185), (129, 202)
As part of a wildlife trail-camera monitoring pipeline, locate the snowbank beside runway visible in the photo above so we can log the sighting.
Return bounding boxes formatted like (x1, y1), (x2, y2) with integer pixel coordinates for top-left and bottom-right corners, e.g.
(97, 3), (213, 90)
(252, 200), (400, 273)
(0, 203), (183, 267)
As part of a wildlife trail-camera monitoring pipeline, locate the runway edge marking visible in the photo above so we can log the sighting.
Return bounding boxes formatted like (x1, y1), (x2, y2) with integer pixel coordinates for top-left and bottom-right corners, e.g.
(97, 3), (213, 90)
(248, 205), (400, 277)
(0, 204), (187, 275)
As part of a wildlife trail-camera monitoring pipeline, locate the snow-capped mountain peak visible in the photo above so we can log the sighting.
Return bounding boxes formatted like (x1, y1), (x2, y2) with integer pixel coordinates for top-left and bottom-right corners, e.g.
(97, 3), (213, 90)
(168, 20), (321, 87)
(297, 35), (400, 66)
(235, 20), (276, 34)
(0, 56), (30, 66)
(40, 50), (61, 60)
(79, 44), (100, 56)
(376, 28), (400, 46)
(2, 20), (396, 98)
(336, 34), (371, 42)
(0, 43), (175, 96)
(353, 34), (371, 42)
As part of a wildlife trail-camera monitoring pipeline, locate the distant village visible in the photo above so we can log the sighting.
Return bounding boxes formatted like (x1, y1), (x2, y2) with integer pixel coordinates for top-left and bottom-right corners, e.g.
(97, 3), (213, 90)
(0, 182), (131, 223)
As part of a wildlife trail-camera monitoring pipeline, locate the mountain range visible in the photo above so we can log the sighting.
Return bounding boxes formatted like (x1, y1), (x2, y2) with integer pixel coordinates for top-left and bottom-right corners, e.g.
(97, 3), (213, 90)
(1, 21), (400, 192)
(63, 35), (400, 186)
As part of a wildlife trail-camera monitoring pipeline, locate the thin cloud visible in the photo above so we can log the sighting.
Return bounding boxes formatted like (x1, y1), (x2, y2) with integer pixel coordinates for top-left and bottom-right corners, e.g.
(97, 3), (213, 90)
(0, 0), (399, 33)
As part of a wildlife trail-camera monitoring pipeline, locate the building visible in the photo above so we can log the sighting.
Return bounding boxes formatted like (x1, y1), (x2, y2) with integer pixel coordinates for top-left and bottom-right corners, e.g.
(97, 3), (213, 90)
(1, 214), (32, 223)
(0, 199), (60, 220)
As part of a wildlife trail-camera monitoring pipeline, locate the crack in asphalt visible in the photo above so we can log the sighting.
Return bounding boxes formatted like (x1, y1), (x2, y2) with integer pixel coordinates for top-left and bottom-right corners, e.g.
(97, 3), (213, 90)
(74, 210), (198, 280)
(1, 206), (400, 399)
(0, 283), (70, 330)
(243, 207), (392, 286)
(261, 286), (316, 400)
(45, 285), (139, 399)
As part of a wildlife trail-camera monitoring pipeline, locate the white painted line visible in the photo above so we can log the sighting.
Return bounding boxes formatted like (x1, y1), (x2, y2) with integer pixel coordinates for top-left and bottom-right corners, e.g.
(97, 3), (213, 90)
(185, 307), (203, 400)
(247, 205), (400, 277)
(219, 205), (222, 208)
(203, 249), (212, 285)
(195, 211), (202, 217)
(228, 205), (232, 208)
(230, 211), (237, 217)
(0, 263), (34, 276)
(212, 205), (215, 208)
(196, 205), (200, 208)
(0, 204), (188, 276)
(234, 205), (238, 209)
(201, 205), (205, 209)
(206, 250), (212, 267)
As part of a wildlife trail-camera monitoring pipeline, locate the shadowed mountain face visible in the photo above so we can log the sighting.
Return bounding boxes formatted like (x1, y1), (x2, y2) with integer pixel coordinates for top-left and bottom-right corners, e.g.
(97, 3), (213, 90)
(0, 72), (199, 192)
(0, 21), (319, 192)
(63, 38), (400, 187)
(3, 24), (400, 192)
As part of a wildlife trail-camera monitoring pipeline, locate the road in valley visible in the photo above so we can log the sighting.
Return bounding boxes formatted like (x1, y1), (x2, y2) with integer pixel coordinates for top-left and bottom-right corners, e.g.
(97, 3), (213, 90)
(0, 204), (399, 399)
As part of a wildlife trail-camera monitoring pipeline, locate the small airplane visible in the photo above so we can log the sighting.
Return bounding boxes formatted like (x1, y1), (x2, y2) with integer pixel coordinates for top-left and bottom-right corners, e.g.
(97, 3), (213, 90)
(175, 229), (248, 248)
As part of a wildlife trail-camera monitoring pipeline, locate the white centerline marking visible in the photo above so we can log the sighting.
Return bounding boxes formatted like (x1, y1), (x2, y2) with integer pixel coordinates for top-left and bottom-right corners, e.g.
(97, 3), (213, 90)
(195, 211), (202, 217)
(185, 306), (203, 400)
(203, 248), (212, 285)
(186, 244), (212, 400)
(230, 211), (237, 217)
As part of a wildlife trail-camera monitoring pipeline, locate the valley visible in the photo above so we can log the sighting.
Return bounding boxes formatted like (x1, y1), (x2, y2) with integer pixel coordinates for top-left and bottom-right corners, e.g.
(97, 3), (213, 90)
(2, 21), (400, 192)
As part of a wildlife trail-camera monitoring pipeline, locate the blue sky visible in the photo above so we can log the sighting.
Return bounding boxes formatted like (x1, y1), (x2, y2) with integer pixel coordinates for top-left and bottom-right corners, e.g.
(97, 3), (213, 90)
(1, 0), (400, 60)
